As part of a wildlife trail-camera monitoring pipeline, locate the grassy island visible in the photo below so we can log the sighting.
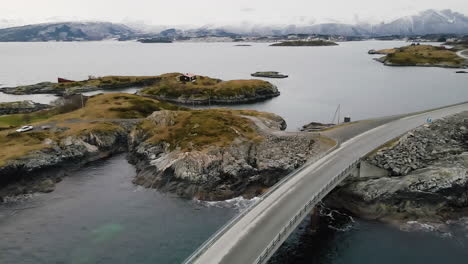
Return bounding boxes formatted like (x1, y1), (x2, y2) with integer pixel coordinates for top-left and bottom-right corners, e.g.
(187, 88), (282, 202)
(0, 93), (182, 165)
(0, 76), (161, 95)
(270, 40), (338, 47)
(0, 92), (281, 167)
(139, 73), (279, 105)
(139, 109), (264, 151)
(374, 45), (466, 68)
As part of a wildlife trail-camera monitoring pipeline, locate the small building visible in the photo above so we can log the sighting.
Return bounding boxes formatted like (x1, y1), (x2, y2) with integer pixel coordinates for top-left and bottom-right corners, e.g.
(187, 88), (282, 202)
(58, 77), (75, 83)
(178, 73), (197, 82)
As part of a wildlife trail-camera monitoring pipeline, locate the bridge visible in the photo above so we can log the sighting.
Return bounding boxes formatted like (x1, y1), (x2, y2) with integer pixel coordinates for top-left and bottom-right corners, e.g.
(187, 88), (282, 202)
(184, 102), (468, 264)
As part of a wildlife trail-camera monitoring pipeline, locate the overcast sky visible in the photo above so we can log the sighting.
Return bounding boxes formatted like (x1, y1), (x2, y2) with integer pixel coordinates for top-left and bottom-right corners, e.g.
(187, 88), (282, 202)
(1, 0), (468, 27)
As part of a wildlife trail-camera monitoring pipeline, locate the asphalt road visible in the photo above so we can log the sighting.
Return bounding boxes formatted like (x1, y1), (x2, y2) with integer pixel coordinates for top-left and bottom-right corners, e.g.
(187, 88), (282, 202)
(456, 49), (468, 60)
(189, 102), (468, 264)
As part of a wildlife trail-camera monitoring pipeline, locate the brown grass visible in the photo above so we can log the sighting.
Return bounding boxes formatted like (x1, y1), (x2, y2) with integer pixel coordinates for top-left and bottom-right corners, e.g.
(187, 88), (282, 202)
(384, 45), (464, 66)
(140, 109), (263, 151)
(140, 73), (275, 99)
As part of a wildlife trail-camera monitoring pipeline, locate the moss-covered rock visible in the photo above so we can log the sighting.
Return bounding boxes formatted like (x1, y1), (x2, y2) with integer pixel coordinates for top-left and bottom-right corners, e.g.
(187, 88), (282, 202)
(139, 73), (280, 105)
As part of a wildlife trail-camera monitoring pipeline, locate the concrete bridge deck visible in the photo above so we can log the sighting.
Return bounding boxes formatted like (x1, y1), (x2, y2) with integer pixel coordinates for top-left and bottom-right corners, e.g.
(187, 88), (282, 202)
(185, 102), (468, 264)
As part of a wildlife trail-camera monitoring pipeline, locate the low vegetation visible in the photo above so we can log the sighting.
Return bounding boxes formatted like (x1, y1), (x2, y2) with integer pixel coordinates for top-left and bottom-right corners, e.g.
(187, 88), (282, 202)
(140, 109), (264, 151)
(377, 45), (465, 67)
(140, 73), (277, 102)
(270, 40), (338, 46)
(0, 93), (280, 166)
(0, 76), (162, 95)
(53, 76), (160, 90)
(0, 93), (181, 166)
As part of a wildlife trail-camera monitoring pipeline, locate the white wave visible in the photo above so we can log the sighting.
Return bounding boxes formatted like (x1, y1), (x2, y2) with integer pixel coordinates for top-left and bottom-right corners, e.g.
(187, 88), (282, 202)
(403, 221), (452, 237)
(196, 196), (261, 211)
(2, 193), (38, 204)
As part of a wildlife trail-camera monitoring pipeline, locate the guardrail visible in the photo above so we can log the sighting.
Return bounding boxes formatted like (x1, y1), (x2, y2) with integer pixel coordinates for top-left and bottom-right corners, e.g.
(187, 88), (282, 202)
(182, 143), (340, 264)
(254, 158), (361, 264)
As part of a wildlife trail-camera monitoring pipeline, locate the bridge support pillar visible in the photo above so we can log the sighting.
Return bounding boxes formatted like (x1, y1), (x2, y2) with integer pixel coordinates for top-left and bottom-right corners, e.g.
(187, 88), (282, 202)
(309, 206), (320, 233)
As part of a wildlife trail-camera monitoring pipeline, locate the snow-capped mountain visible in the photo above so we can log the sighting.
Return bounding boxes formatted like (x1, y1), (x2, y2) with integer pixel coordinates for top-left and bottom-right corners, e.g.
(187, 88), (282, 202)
(371, 9), (468, 35)
(0, 9), (467, 41)
(0, 22), (136, 41)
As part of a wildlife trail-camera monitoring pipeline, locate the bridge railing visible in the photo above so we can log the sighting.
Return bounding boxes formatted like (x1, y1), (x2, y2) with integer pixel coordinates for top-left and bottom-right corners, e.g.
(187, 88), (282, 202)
(182, 143), (340, 264)
(254, 158), (361, 264)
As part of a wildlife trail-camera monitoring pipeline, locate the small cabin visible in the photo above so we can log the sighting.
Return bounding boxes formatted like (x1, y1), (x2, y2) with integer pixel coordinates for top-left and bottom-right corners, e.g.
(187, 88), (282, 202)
(178, 73), (197, 82)
(58, 77), (75, 83)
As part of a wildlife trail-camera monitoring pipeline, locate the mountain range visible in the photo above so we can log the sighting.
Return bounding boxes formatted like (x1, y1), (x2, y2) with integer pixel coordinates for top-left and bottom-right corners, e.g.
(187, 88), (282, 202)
(0, 9), (467, 42)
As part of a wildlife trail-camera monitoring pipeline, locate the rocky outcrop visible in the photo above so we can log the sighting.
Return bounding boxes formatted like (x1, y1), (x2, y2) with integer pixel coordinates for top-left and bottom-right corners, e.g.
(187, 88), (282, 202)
(0, 123), (132, 200)
(251, 72), (288, 78)
(0, 100), (50, 115)
(301, 122), (334, 131)
(327, 112), (468, 223)
(0, 78), (160, 95)
(127, 111), (317, 200)
(139, 85), (280, 105)
(0, 82), (62, 95)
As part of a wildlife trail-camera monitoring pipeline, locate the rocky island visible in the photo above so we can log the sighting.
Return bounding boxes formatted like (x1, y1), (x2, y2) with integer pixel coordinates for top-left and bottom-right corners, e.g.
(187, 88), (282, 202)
(0, 76), (161, 95)
(1, 73), (280, 105)
(270, 40), (338, 47)
(139, 73), (280, 105)
(327, 112), (468, 227)
(0, 100), (50, 115)
(0, 93), (323, 201)
(372, 44), (467, 68)
(251, 71), (288, 78)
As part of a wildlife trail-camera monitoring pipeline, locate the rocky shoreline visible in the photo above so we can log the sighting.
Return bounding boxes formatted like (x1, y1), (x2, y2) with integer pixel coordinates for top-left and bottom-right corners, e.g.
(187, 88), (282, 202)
(0, 77), (159, 95)
(0, 111), (317, 201)
(374, 56), (466, 69)
(0, 121), (134, 200)
(0, 100), (50, 115)
(326, 112), (468, 226)
(127, 111), (317, 200)
(139, 90), (280, 105)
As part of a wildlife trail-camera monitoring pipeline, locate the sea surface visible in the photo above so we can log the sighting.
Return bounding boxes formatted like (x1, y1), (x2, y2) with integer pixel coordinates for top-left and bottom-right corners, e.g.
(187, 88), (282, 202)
(1, 40), (467, 130)
(1, 41), (468, 264)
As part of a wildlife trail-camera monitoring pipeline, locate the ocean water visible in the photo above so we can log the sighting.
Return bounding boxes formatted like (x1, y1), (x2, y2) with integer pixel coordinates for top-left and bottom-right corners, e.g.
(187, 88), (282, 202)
(1, 41), (468, 263)
(1, 41), (467, 130)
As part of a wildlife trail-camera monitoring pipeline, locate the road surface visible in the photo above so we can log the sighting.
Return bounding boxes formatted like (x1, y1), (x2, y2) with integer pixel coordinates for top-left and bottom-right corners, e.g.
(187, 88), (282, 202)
(456, 49), (468, 60)
(188, 102), (468, 264)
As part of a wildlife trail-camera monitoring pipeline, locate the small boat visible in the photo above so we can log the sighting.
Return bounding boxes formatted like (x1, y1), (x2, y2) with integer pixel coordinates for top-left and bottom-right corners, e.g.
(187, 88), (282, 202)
(58, 78), (75, 83)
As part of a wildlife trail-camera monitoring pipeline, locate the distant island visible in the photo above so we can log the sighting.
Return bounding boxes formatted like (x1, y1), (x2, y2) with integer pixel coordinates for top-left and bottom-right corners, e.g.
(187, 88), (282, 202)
(270, 40), (338, 47)
(0, 76), (161, 95)
(138, 38), (173, 43)
(372, 44), (467, 68)
(1, 74), (280, 105)
(139, 73), (280, 105)
(251, 71), (288, 78)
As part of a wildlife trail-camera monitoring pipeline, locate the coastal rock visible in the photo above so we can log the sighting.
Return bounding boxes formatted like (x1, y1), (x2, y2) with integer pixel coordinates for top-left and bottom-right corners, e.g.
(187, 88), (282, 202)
(140, 85), (280, 105)
(0, 100), (50, 115)
(251, 72), (288, 79)
(301, 122), (334, 131)
(128, 111), (317, 200)
(0, 124), (131, 199)
(327, 112), (468, 223)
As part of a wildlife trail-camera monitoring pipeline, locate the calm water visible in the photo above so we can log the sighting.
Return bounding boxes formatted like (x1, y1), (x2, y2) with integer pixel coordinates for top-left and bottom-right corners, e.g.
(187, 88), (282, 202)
(1, 41), (468, 264)
(1, 41), (467, 130)
(0, 155), (236, 264)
